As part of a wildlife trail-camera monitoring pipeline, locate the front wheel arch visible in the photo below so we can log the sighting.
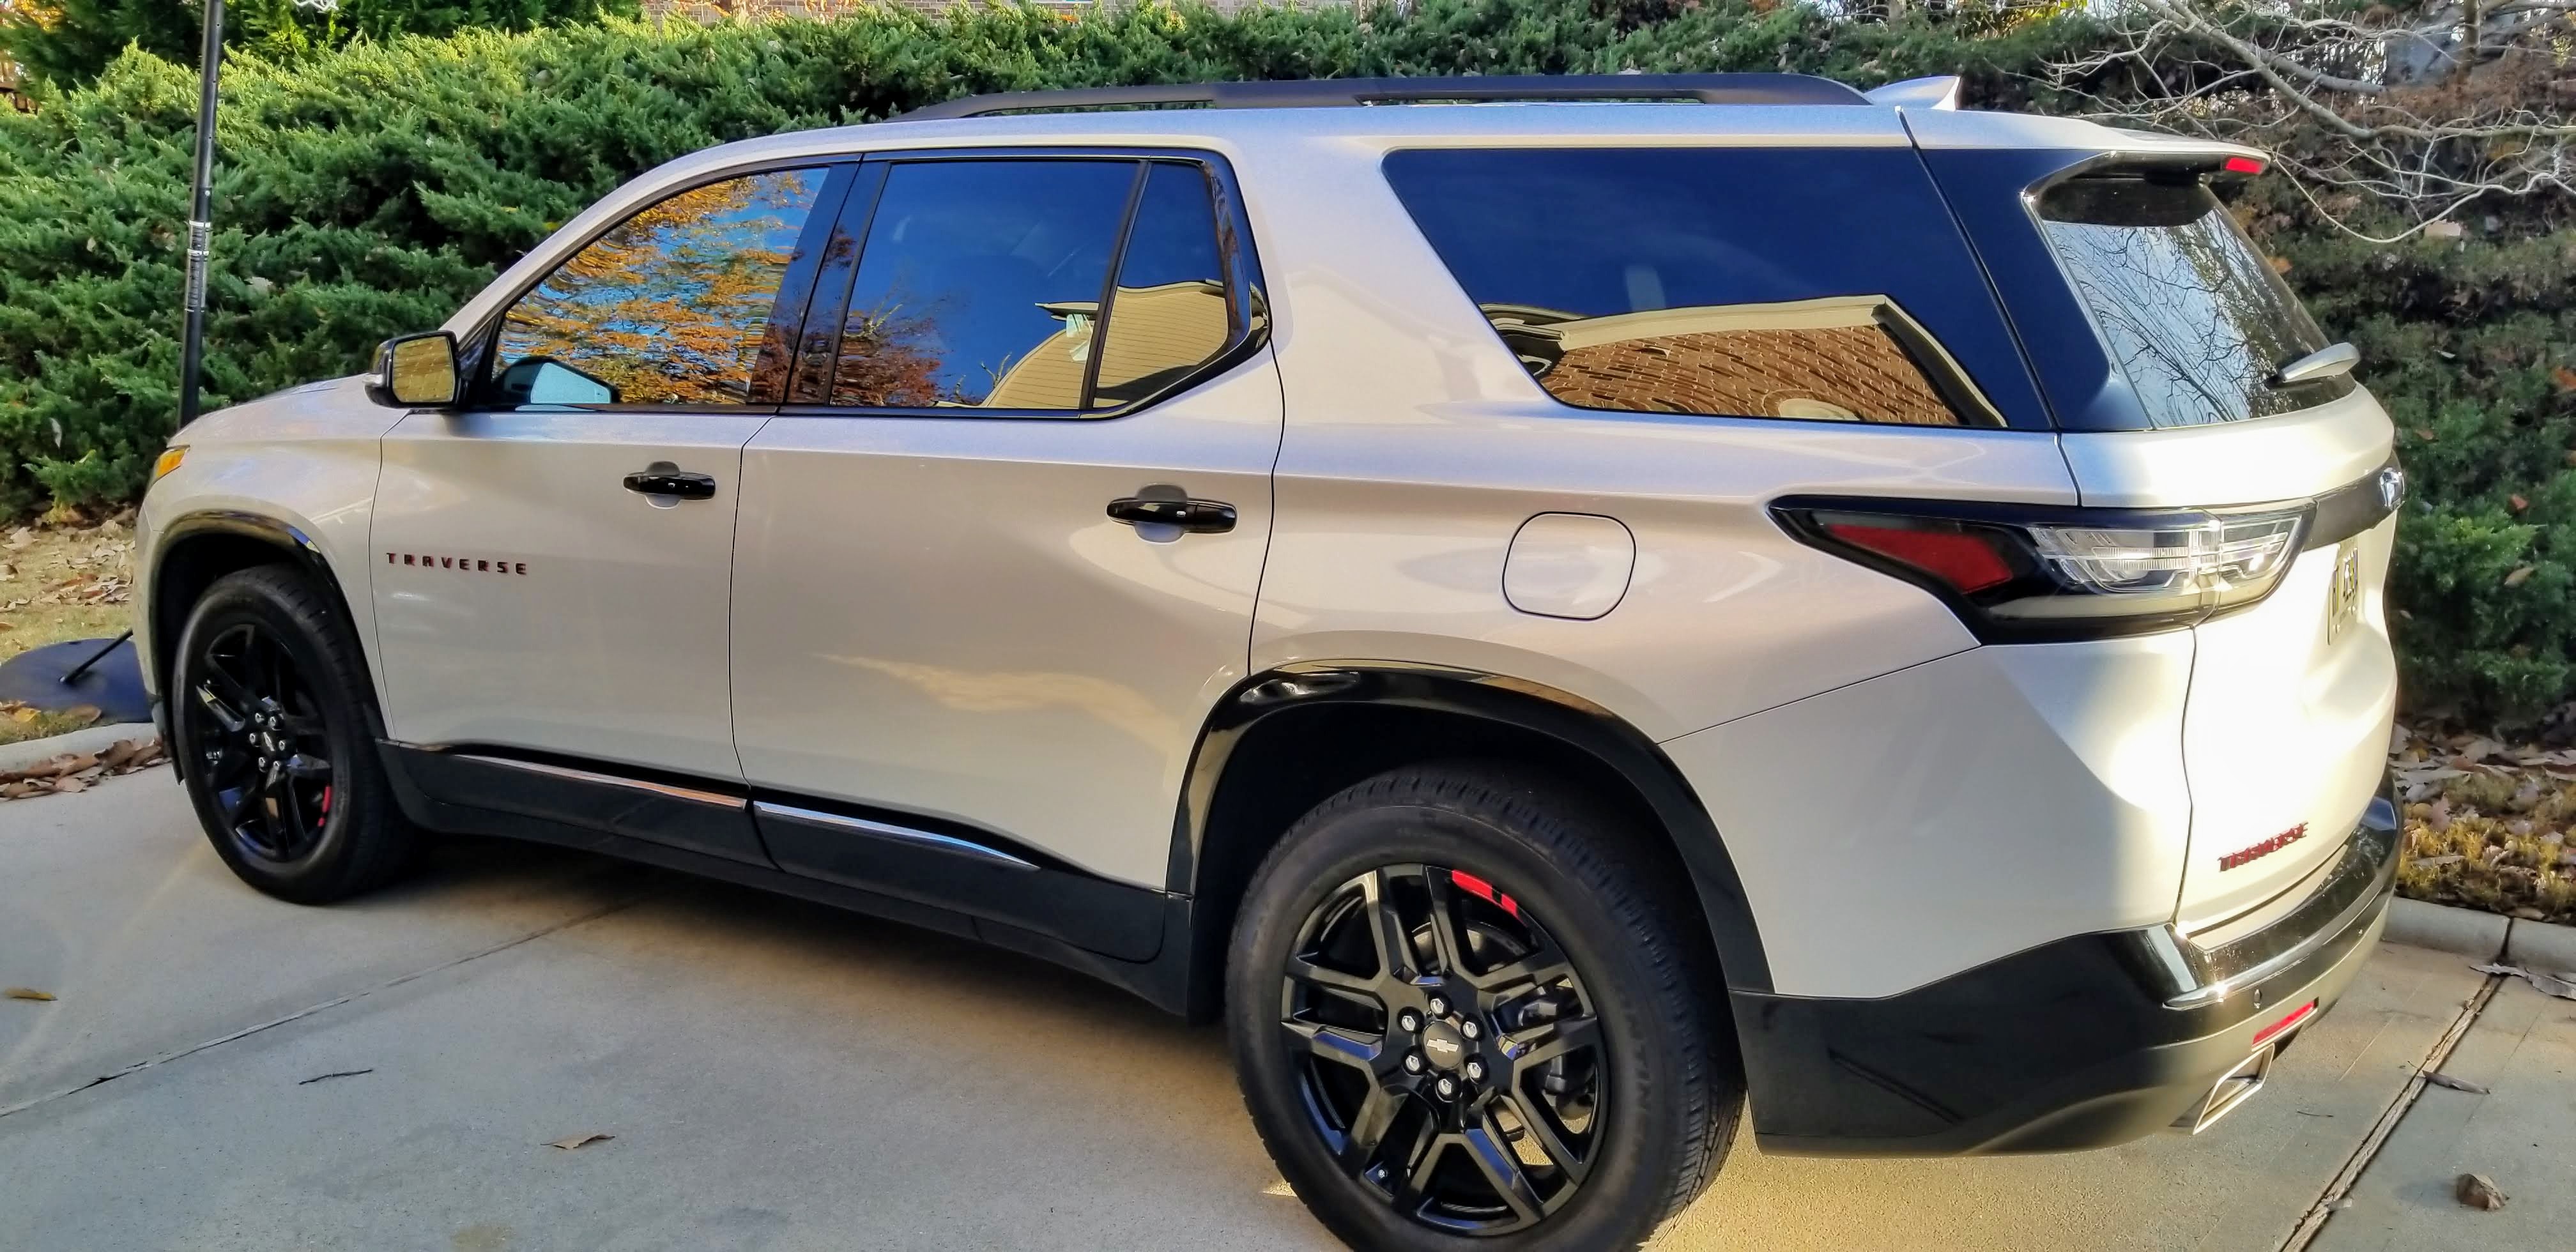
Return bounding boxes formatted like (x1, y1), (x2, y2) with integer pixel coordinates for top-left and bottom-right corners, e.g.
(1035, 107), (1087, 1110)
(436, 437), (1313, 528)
(150, 512), (380, 762)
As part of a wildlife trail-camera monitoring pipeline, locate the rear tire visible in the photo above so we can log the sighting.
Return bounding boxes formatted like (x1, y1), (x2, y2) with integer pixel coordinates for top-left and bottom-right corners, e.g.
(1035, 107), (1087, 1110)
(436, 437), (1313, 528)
(1227, 763), (1740, 1250)
(170, 565), (418, 904)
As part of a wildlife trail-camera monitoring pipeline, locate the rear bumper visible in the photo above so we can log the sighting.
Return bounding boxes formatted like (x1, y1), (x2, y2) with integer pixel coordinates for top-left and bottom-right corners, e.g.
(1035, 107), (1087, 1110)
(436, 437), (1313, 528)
(1735, 782), (2400, 1156)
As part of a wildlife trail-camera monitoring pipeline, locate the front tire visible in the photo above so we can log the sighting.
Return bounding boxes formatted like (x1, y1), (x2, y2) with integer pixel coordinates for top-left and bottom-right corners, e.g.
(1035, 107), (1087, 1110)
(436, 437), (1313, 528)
(1227, 765), (1740, 1250)
(170, 565), (418, 904)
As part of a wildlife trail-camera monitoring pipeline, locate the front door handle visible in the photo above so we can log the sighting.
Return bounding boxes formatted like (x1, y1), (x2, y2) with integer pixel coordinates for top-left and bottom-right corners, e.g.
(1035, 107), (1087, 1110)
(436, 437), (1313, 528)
(624, 469), (719, 500)
(1107, 496), (1236, 534)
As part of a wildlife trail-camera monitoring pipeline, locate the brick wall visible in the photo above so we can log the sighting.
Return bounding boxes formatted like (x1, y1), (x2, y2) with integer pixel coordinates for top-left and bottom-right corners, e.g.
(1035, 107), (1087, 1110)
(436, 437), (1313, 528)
(1543, 323), (1963, 425)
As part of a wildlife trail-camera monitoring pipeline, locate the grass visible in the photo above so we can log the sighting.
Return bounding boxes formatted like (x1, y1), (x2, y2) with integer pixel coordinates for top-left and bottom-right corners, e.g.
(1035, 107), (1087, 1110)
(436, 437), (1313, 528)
(0, 518), (135, 747)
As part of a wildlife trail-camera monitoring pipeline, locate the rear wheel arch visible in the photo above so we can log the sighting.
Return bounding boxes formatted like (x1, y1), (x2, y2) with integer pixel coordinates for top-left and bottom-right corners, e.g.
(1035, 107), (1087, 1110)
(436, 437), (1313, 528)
(150, 512), (379, 745)
(1172, 664), (1773, 1019)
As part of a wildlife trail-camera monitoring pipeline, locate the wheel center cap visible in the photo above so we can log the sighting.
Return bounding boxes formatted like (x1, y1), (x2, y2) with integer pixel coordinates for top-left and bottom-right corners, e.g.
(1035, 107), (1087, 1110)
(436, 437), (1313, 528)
(1420, 1021), (1468, 1071)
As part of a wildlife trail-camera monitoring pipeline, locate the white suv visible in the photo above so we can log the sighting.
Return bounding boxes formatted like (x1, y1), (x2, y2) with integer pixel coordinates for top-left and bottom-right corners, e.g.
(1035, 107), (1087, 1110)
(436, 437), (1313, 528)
(139, 74), (2402, 1250)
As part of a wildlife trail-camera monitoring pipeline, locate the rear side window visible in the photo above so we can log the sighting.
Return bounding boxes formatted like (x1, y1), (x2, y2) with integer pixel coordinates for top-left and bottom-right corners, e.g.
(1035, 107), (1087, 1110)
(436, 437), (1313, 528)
(1383, 148), (2039, 429)
(2036, 177), (2350, 428)
(832, 160), (1136, 411)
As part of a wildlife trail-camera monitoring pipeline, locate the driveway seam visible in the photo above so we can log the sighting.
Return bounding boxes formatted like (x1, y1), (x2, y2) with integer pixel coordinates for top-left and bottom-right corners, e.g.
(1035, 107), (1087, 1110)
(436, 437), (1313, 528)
(2275, 970), (2504, 1251)
(0, 893), (641, 1122)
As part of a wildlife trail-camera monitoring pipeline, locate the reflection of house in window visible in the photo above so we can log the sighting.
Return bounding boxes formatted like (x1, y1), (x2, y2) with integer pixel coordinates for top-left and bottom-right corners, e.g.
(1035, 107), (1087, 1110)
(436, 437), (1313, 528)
(985, 279), (1234, 411)
(1488, 295), (1981, 427)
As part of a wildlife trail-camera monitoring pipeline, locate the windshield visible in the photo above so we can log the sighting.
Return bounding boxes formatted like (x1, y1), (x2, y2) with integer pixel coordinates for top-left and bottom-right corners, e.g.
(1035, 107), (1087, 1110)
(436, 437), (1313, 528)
(2036, 176), (2351, 428)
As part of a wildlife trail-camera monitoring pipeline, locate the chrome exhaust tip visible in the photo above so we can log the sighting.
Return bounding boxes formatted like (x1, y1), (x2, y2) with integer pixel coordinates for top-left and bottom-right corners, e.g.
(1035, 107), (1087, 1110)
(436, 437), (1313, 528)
(2175, 1044), (2277, 1134)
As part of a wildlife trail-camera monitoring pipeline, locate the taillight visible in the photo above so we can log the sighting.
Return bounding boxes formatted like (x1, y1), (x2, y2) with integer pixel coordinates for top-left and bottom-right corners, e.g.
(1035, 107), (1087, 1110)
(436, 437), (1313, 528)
(1777, 499), (2310, 639)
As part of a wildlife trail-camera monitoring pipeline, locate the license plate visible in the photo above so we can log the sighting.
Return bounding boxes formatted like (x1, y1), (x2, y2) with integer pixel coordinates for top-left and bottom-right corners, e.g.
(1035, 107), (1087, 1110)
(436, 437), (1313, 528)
(2326, 540), (2362, 644)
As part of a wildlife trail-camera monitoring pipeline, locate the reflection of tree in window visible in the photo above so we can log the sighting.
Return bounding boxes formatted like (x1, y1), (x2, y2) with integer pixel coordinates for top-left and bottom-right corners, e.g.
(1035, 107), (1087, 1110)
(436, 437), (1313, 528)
(2039, 179), (2335, 429)
(830, 161), (1133, 411)
(496, 169), (825, 406)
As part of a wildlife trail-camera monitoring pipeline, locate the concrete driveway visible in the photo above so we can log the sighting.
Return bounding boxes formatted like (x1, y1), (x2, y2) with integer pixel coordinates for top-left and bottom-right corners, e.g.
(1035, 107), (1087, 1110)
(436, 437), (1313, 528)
(2, 768), (2566, 1251)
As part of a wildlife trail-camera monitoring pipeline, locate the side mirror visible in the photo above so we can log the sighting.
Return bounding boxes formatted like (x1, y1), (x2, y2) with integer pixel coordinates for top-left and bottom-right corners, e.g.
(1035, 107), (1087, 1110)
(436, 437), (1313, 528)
(367, 331), (460, 408)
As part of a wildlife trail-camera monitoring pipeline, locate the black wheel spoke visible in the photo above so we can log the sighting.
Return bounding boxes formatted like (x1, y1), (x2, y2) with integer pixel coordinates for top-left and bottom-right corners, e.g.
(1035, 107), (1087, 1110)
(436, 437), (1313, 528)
(1392, 1128), (1447, 1211)
(193, 680), (248, 734)
(1464, 1109), (1548, 1225)
(1499, 1090), (1590, 1185)
(1359, 868), (1417, 982)
(1335, 1087), (1402, 1175)
(282, 752), (333, 781)
(1420, 872), (1471, 977)
(1504, 1014), (1600, 1072)
(1465, 928), (1573, 995)
(1284, 1019), (1383, 1074)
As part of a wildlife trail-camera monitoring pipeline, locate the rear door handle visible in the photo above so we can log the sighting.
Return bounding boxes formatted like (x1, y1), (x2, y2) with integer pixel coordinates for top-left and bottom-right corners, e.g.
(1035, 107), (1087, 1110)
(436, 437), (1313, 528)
(1107, 496), (1236, 534)
(624, 469), (719, 500)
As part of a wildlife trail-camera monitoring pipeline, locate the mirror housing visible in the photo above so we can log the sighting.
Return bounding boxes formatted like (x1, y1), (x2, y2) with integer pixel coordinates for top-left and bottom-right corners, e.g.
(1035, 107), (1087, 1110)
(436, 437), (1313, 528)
(367, 331), (460, 408)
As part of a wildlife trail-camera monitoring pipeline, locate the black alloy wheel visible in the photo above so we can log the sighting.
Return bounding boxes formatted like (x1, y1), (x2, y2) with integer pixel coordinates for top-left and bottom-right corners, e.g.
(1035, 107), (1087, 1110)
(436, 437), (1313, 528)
(1230, 766), (1738, 1252)
(1283, 863), (1606, 1235)
(172, 565), (418, 903)
(187, 620), (337, 864)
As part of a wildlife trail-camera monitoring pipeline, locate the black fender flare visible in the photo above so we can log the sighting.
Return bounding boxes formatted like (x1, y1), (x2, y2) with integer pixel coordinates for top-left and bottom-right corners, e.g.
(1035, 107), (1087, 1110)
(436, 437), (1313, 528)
(1169, 661), (1774, 994)
(147, 510), (367, 734)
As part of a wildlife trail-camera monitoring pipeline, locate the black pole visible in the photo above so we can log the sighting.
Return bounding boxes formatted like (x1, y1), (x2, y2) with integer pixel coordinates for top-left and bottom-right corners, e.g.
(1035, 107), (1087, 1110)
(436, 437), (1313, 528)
(176, 0), (224, 429)
(58, 629), (133, 686)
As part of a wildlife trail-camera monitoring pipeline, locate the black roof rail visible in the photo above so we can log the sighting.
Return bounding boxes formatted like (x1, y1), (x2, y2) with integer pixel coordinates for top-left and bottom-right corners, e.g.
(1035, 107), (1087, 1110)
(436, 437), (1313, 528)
(896, 73), (1869, 121)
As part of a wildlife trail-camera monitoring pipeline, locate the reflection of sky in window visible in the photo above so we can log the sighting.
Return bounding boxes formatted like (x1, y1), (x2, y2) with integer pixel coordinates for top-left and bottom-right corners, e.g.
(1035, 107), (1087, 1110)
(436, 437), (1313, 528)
(839, 162), (1134, 405)
(2041, 189), (2324, 429)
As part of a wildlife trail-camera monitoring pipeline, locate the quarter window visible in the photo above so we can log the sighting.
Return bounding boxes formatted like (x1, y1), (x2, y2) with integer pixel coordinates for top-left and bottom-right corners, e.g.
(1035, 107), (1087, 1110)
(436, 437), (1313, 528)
(1091, 163), (1236, 409)
(831, 160), (1137, 411)
(490, 168), (829, 407)
(1383, 148), (2021, 427)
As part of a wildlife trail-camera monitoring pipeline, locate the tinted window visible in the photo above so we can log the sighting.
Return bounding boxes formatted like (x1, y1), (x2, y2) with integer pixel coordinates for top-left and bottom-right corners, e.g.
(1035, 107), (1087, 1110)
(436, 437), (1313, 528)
(493, 168), (827, 406)
(1383, 148), (2028, 427)
(2037, 177), (2349, 428)
(832, 160), (1137, 410)
(1091, 164), (1234, 408)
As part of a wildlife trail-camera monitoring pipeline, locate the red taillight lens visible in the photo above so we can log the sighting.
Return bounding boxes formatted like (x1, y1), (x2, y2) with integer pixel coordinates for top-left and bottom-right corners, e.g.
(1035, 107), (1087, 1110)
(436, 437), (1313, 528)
(1777, 499), (2312, 641)
(2223, 156), (2267, 176)
(1823, 522), (2016, 593)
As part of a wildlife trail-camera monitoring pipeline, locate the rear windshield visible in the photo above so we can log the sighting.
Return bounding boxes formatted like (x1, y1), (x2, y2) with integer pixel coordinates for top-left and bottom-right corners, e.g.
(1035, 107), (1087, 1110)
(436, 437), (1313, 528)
(2035, 177), (2352, 428)
(1383, 147), (2047, 429)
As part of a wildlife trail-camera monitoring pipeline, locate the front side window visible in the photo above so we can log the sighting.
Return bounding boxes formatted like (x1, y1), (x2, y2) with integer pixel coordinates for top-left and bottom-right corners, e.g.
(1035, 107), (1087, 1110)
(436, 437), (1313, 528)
(831, 160), (1136, 411)
(491, 167), (829, 407)
(1383, 148), (2023, 427)
(2037, 176), (2351, 429)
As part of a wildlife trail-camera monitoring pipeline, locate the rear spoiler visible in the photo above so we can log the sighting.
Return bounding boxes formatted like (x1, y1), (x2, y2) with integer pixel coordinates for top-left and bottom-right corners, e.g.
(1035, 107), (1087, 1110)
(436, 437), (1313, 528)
(1865, 77), (1962, 111)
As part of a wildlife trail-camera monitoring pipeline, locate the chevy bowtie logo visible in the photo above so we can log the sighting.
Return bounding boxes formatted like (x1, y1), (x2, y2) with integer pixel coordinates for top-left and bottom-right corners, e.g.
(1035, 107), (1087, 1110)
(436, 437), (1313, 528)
(387, 552), (528, 576)
(2218, 823), (2308, 871)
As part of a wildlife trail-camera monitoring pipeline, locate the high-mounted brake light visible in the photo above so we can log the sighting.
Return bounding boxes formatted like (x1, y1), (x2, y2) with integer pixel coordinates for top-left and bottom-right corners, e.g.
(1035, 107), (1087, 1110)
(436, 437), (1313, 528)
(1775, 500), (2310, 641)
(2223, 156), (2267, 176)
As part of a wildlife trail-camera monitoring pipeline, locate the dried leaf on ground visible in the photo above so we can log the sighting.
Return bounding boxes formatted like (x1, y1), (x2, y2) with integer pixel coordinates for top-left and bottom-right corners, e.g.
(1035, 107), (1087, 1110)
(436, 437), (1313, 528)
(0, 737), (165, 802)
(3, 987), (56, 1001)
(547, 1132), (614, 1150)
(2470, 962), (2576, 1000)
(2455, 1173), (2507, 1210)
(2424, 1071), (2491, 1094)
